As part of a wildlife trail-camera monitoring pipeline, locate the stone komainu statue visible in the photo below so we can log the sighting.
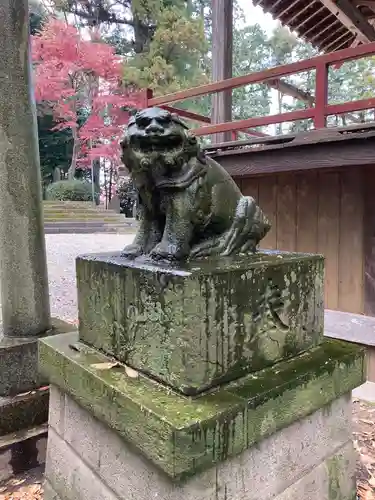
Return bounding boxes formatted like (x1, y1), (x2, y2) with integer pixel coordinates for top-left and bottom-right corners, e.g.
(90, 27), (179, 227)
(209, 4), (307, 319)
(120, 107), (271, 261)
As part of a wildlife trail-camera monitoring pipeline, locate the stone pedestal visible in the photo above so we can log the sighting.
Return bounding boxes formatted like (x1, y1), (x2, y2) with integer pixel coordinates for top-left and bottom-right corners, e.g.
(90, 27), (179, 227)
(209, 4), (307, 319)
(39, 252), (364, 499)
(40, 332), (364, 499)
(77, 251), (324, 394)
(0, 0), (76, 480)
(44, 386), (356, 500)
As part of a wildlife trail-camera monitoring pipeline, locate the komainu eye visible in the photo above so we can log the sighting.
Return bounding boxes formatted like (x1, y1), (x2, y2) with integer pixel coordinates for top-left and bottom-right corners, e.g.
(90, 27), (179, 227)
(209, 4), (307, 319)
(137, 117), (150, 128)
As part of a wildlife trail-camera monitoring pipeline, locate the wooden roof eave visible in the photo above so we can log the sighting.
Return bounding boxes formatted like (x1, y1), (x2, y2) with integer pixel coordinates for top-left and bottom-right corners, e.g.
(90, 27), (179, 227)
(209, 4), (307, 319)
(253, 0), (375, 52)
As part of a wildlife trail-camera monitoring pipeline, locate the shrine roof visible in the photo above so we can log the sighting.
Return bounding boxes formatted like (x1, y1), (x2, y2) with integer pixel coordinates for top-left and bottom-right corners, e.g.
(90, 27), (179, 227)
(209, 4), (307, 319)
(253, 0), (375, 52)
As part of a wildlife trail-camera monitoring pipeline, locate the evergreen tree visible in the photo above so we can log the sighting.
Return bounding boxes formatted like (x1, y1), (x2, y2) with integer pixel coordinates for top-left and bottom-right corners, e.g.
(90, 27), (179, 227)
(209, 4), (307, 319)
(121, 2), (207, 96)
(232, 23), (271, 127)
(281, 40), (318, 133)
(268, 25), (298, 133)
(52, 0), (208, 95)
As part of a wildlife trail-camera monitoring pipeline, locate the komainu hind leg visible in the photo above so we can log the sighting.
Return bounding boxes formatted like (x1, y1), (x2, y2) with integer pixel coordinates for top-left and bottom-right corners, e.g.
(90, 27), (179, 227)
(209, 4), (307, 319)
(190, 196), (270, 258)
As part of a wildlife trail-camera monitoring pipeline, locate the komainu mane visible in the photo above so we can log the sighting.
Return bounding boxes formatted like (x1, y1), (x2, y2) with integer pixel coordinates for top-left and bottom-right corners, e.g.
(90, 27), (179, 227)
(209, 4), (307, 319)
(120, 107), (271, 261)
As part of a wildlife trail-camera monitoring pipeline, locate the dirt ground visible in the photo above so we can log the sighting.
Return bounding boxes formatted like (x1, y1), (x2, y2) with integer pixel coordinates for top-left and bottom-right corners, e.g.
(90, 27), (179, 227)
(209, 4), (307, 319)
(0, 401), (374, 499)
(354, 398), (375, 499)
(0, 466), (43, 500)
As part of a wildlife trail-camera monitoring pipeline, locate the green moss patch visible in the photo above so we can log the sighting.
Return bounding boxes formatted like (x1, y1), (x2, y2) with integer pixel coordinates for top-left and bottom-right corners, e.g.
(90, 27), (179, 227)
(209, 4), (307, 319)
(39, 332), (365, 480)
(76, 251), (325, 395)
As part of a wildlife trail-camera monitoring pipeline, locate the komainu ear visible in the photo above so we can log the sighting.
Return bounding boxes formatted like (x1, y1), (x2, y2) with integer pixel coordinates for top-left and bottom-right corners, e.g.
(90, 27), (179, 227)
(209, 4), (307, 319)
(171, 113), (189, 130)
(120, 136), (129, 149)
(128, 115), (136, 126)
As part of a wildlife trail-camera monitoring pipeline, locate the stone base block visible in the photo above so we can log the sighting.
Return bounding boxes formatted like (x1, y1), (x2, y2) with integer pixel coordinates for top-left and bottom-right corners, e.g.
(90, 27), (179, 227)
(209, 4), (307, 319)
(0, 387), (49, 435)
(0, 320), (76, 482)
(0, 426), (47, 482)
(44, 386), (356, 500)
(76, 251), (324, 394)
(39, 332), (365, 480)
(0, 317), (75, 396)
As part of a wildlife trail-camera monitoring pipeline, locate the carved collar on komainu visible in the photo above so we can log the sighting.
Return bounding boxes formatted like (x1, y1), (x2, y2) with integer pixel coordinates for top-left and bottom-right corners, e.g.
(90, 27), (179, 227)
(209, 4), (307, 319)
(120, 107), (271, 262)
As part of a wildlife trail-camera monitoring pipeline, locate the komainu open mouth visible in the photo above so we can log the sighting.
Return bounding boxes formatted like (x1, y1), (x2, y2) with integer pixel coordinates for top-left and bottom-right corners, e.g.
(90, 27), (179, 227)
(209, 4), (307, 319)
(131, 134), (184, 152)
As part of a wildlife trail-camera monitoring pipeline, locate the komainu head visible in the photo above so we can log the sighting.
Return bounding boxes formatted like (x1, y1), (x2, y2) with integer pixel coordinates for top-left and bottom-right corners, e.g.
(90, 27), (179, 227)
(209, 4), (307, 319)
(120, 107), (271, 261)
(120, 107), (202, 175)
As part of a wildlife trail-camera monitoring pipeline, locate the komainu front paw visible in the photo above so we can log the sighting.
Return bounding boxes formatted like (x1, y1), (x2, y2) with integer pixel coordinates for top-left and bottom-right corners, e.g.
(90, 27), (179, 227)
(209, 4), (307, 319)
(150, 242), (188, 261)
(121, 243), (144, 258)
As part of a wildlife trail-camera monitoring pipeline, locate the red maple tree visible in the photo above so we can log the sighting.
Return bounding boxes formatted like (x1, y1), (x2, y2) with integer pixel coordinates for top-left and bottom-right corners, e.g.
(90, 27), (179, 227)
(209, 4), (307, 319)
(32, 19), (142, 178)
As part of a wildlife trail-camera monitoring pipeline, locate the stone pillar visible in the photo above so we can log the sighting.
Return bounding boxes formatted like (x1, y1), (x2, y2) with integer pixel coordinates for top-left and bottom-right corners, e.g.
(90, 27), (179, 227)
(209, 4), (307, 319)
(211, 0), (233, 144)
(0, 1), (75, 480)
(40, 251), (364, 500)
(0, 0), (50, 337)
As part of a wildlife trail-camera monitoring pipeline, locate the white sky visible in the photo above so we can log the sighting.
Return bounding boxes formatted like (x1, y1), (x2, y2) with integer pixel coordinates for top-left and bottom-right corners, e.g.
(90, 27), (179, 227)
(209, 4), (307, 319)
(237, 0), (278, 34)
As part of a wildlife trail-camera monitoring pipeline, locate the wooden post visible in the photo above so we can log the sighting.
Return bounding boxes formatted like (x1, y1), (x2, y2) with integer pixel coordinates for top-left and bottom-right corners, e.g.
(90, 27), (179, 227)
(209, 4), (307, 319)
(364, 166), (375, 317)
(211, 0), (233, 144)
(314, 63), (328, 128)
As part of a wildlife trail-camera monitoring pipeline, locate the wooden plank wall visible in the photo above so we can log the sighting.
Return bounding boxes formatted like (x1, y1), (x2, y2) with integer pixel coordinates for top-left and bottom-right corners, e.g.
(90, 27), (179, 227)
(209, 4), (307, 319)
(238, 166), (365, 313)
(364, 166), (375, 316)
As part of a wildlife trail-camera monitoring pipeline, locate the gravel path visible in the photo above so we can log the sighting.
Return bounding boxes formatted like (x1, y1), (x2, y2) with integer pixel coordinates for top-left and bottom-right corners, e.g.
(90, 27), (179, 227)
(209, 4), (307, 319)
(46, 233), (135, 323)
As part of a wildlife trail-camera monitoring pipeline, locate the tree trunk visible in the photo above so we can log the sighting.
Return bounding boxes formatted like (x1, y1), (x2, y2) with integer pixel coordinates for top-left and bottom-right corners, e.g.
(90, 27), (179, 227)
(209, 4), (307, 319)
(108, 163), (113, 204)
(103, 166), (108, 209)
(68, 127), (79, 180)
(93, 158), (100, 204)
(132, 15), (154, 54)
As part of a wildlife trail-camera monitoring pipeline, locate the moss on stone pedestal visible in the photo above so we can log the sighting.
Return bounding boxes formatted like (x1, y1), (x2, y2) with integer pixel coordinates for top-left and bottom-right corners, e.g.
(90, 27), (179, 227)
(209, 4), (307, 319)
(39, 331), (365, 480)
(76, 251), (324, 395)
(0, 318), (76, 437)
(0, 388), (49, 436)
(0, 317), (77, 396)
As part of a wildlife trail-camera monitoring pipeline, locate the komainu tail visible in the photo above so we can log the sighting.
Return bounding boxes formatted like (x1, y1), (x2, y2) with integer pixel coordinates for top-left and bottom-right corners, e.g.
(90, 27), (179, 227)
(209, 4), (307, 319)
(190, 196), (271, 258)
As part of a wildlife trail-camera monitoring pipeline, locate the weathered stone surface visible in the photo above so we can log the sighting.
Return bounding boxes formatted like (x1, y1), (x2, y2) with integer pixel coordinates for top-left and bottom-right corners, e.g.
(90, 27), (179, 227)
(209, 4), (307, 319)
(0, 387), (48, 436)
(0, 318), (76, 396)
(0, 0), (50, 337)
(77, 251), (324, 394)
(44, 386), (356, 500)
(43, 480), (62, 500)
(39, 331), (365, 479)
(272, 441), (356, 500)
(0, 427), (47, 482)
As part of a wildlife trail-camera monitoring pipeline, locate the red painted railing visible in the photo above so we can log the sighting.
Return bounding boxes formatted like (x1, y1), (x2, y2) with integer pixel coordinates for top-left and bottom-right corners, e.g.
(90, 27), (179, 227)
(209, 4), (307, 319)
(140, 41), (375, 138)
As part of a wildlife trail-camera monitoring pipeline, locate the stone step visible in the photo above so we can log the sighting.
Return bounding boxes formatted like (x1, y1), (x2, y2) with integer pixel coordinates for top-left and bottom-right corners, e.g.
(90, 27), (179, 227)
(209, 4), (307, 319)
(44, 221), (128, 227)
(43, 201), (96, 206)
(42, 201), (136, 233)
(44, 217), (126, 223)
(44, 217), (138, 223)
(44, 219), (136, 226)
(43, 208), (121, 215)
(43, 211), (116, 217)
(43, 210), (126, 218)
(43, 206), (113, 212)
(43, 202), (119, 212)
(44, 224), (134, 234)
